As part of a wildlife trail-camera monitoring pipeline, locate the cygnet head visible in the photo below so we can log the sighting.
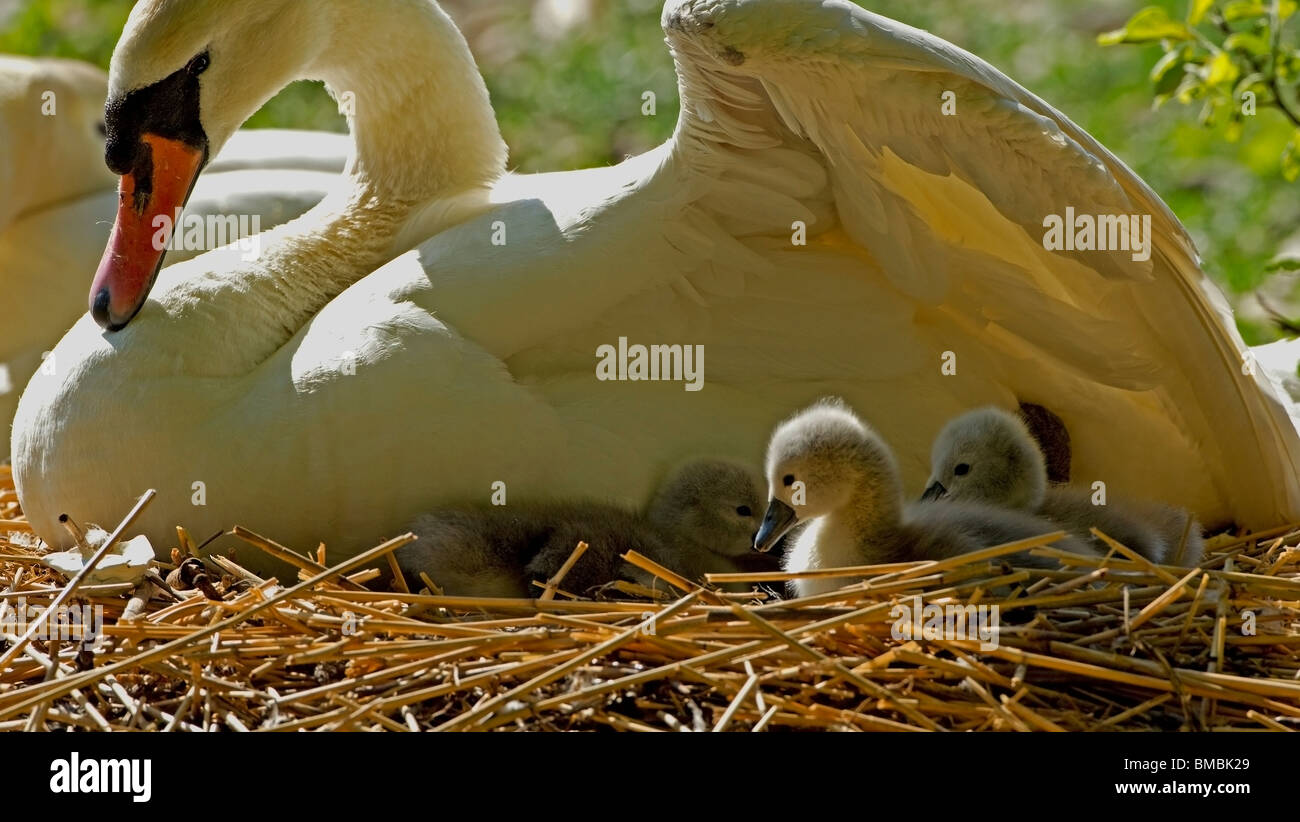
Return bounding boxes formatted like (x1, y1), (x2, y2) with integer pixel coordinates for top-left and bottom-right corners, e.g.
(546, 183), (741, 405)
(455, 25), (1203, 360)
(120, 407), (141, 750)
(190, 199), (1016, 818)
(922, 407), (1047, 510)
(754, 399), (901, 552)
(647, 459), (764, 558)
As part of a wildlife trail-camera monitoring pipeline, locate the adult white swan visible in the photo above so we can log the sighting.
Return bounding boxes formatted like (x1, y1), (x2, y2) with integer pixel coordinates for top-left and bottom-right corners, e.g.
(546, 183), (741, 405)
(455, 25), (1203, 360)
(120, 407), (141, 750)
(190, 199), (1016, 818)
(0, 56), (349, 459)
(13, 0), (1300, 573)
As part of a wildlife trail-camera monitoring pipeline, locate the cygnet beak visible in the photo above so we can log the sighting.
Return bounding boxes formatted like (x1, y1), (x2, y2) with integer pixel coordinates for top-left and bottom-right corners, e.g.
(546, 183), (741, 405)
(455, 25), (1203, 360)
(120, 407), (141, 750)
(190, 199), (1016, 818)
(754, 498), (798, 553)
(920, 481), (948, 502)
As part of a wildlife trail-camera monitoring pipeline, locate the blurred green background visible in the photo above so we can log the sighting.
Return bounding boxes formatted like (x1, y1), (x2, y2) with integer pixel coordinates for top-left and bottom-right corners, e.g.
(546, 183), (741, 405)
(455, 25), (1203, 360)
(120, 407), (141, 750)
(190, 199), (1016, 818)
(2, 0), (1296, 342)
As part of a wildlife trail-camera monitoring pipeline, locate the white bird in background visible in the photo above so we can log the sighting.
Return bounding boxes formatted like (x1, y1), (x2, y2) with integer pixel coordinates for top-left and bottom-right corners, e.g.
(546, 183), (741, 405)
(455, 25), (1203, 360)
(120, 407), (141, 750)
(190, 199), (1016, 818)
(0, 56), (350, 460)
(0, 57), (114, 240)
(1252, 336), (1300, 406)
(12, 0), (1300, 576)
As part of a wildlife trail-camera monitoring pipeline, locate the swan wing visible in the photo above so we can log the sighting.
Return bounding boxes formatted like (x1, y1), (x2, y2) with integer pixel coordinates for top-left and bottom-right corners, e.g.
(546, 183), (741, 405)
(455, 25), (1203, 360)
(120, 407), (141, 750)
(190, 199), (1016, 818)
(643, 0), (1300, 526)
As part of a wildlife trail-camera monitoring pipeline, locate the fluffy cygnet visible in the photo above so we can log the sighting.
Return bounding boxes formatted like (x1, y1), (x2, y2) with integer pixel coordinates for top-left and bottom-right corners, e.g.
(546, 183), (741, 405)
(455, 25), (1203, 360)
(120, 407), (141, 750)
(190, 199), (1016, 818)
(923, 407), (1204, 566)
(754, 399), (1097, 598)
(396, 459), (765, 597)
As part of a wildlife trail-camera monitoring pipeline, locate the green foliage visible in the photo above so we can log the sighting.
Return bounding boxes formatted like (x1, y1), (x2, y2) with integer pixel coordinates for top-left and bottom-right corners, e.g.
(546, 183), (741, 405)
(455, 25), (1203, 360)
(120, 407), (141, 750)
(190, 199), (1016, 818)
(1100, 1), (1300, 180)
(1265, 255), (1300, 270)
(1098, 6), (1196, 44)
(466, 0), (678, 172)
(0, 0), (128, 65)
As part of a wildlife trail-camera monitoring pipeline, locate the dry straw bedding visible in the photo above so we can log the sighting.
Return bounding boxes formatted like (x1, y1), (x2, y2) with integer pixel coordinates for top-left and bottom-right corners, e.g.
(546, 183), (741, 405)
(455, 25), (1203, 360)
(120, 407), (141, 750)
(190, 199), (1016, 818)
(0, 465), (1297, 732)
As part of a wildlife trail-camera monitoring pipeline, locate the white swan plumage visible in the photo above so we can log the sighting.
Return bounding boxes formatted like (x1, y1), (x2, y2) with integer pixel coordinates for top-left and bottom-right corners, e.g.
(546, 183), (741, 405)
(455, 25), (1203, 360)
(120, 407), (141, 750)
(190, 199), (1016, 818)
(12, 0), (1300, 576)
(0, 56), (350, 459)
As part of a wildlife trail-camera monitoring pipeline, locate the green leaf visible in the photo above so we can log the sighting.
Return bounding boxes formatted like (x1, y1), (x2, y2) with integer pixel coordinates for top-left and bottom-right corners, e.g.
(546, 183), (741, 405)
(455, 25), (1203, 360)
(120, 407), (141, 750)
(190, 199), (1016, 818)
(1189, 0), (1215, 24)
(1222, 1), (1267, 21)
(1221, 0), (1296, 21)
(1199, 97), (1224, 125)
(1205, 51), (1240, 86)
(1175, 72), (1208, 102)
(1151, 48), (1193, 95)
(1099, 7), (1194, 45)
(1234, 71), (1267, 97)
(1265, 257), (1300, 272)
(1225, 113), (1244, 141)
(1223, 32), (1271, 58)
(1280, 51), (1300, 83)
(1155, 66), (1188, 97)
(1284, 130), (1300, 181)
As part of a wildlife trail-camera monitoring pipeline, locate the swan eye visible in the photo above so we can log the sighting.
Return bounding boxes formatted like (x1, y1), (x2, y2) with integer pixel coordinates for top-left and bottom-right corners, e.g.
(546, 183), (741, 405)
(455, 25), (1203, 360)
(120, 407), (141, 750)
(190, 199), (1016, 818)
(187, 52), (210, 76)
(782, 474), (795, 487)
(736, 505), (752, 517)
(95, 121), (107, 138)
(954, 463), (970, 476)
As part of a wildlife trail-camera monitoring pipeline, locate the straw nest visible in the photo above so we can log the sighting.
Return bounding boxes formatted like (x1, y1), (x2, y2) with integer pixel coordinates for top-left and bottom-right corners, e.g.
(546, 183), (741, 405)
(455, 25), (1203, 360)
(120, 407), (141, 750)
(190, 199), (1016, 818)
(1, 465), (1297, 732)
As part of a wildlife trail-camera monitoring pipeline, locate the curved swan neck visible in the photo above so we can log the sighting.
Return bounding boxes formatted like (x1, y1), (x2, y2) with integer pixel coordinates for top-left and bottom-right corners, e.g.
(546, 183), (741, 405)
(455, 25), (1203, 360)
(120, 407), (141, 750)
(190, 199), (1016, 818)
(139, 2), (508, 373)
(311, 0), (507, 202)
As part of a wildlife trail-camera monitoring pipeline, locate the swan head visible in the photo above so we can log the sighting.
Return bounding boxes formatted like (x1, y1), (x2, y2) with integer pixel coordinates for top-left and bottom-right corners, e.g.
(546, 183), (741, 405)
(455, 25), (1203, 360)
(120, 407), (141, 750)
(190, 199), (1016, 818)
(646, 459), (764, 560)
(89, 0), (328, 330)
(754, 399), (900, 552)
(922, 407), (1048, 510)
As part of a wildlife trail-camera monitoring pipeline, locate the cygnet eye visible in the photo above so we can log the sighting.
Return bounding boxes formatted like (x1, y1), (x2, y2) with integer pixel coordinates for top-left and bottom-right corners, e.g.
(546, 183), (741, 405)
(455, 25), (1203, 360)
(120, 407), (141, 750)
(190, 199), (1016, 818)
(782, 474), (795, 486)
(736, 505), (752, 517)
(954, 463), (970, 476)
(187, 52), (211, 76)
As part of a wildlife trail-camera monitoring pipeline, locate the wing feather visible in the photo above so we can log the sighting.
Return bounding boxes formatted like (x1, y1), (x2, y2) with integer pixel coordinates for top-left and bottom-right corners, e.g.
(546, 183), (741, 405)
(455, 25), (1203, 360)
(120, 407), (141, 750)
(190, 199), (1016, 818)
(659, 0), (1300, 525)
